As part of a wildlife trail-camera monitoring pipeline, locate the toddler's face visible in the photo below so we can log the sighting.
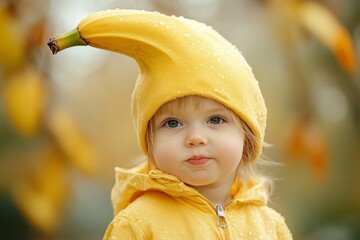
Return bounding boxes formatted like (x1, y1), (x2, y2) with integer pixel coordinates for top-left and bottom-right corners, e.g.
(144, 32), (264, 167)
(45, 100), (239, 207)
(150, 96), (245, 188)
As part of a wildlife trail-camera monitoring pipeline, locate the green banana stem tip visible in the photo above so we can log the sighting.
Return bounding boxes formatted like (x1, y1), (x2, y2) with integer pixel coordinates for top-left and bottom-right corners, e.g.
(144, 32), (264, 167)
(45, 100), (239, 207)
(47, 28), (88, 55)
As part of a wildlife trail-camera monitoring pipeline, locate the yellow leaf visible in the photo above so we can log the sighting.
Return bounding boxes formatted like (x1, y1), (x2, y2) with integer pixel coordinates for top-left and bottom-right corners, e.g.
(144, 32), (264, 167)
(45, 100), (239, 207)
(47, 107), (98, 176)
(3, 66), (46, 136)
(0, 4), (25, 75)
(12, 148), (69, 233)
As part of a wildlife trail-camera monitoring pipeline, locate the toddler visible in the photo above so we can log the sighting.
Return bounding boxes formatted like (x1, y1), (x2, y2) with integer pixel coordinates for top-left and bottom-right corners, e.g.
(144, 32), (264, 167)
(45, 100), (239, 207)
(48, 8), (293, 240)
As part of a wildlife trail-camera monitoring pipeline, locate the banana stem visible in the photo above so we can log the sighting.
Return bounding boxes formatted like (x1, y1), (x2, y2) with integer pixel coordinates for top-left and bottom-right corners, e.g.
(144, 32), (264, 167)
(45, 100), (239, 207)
(47, 28), (87, 54)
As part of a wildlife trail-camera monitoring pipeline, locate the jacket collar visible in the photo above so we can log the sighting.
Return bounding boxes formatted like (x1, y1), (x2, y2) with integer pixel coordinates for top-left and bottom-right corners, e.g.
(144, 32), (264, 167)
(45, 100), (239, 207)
(111, 162), (268, 215)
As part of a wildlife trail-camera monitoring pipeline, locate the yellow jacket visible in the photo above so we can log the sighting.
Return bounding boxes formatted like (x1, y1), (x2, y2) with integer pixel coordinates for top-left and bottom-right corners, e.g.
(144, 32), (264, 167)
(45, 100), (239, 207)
(103, 163), (293, 240)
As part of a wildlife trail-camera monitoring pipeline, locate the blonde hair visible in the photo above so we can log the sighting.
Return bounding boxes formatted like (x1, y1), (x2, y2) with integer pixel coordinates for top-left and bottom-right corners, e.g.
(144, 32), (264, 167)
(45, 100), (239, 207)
(146, 96), (273, 193)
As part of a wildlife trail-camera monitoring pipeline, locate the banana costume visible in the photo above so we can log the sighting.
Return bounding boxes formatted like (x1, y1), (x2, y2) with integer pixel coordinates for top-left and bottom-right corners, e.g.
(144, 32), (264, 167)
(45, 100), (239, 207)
(48, 9), (266, 160)
(48, 9), (292, 239)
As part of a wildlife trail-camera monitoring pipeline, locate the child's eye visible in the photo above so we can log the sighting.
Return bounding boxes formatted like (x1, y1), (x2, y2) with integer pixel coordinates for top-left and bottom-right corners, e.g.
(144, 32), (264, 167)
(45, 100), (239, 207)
(208, 116), (225, 124)
(164, 119), (182, 128)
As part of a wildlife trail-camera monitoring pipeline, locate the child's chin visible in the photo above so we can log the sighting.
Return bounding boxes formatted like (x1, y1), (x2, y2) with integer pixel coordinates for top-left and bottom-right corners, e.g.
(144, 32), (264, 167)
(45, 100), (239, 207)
(184, 179), (214, 187)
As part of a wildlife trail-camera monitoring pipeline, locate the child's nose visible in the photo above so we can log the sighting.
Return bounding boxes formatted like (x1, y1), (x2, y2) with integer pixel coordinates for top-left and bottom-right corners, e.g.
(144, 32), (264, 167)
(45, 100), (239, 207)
(185, 129), (208, 147)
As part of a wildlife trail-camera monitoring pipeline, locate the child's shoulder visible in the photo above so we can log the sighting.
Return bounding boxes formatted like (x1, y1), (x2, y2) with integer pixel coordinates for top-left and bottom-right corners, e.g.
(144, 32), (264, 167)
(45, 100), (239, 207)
(260, 205), (287, 221)
(118, 190), (177, 217)
(111, 190), (193, 236)
(257, 205), (292, 237)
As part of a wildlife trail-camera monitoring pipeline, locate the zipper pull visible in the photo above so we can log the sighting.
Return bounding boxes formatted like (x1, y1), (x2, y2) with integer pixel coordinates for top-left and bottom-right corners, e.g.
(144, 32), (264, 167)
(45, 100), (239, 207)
(215, 204), (227, 228)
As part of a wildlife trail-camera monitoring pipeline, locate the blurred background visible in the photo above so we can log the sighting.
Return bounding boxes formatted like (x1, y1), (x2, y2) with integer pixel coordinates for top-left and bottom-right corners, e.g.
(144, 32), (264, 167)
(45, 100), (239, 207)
(0, 0), (359, 239)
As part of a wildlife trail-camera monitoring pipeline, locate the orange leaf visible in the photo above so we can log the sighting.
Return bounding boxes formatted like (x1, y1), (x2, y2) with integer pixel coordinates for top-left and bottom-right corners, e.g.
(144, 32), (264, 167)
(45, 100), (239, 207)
(334, 29), (357, 75)
(285, 120), (329, 181)
(296, 1), (357, 75)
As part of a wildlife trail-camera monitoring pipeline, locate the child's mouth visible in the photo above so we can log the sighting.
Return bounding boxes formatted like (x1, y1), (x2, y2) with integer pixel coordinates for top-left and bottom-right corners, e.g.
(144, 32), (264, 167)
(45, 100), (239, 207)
(186, 155), (210, 165)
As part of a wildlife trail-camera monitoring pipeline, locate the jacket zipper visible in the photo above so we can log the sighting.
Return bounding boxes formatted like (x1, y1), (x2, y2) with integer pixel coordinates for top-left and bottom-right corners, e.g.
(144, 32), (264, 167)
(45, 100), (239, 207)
(215, 204), (230, 240)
